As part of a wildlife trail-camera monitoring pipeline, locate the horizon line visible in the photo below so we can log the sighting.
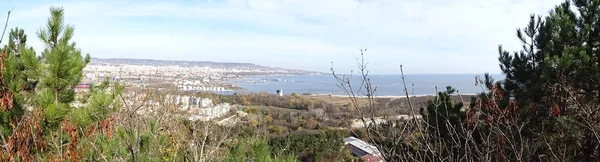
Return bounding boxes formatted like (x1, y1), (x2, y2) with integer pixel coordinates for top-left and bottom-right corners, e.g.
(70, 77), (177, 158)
(90, 57), (503, 75)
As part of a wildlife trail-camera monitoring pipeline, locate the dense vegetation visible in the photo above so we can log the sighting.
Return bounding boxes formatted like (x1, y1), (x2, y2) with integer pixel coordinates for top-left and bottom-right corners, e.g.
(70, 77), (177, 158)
(339, 1), (600, 161)
(269, 130), (358, 161)
(0, 7), (362, 162)
(3, 0), (600, 161)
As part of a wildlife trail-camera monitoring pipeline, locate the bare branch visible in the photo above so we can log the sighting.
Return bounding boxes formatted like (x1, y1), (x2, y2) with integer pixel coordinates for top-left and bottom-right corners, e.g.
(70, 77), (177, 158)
(0, 8), (13, 45)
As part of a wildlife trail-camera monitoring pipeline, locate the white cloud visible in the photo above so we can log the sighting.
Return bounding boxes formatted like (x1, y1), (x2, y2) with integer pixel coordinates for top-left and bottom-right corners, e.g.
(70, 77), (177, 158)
(0, 0), (565, 74)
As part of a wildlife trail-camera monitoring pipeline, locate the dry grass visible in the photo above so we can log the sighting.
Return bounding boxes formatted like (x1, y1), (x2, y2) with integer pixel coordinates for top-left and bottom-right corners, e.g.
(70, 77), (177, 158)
(305, 94), (472, 115)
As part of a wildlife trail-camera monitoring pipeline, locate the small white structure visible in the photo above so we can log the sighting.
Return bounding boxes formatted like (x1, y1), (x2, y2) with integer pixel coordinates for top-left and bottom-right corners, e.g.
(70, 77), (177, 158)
(165, 95), (173, 104)
(174, 96), (181, 105)
(236, 110), (248, 117)
(180, 96), (190, 111)
(188, 103), (232, 121)
(276, 89), (283, 96)
(344, 137), (384, 162)
(199, 98), (214, 108)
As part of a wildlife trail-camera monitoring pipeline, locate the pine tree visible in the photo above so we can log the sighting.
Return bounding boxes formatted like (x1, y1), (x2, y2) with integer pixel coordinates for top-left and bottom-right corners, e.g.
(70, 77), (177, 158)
(498, 0), (600, 117)
(0, 27), (40, 136)
(421, 86), (465, 137)
(35, 6), (90, 128)
(3, 27), (41, 100)
(224, 138), (298, 162)
(0, 6), (136, 161)
(493, 0), (600, 160)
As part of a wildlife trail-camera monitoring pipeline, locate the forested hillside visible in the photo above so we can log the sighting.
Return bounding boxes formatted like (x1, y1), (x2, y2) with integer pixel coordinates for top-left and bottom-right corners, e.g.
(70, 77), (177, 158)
(1, 0), (600, 161)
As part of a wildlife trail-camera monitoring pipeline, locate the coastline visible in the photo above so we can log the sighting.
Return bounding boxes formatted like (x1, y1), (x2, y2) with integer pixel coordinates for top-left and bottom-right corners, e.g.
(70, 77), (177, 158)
(313, 93), (478, 98)
(227, 74), (493, 97)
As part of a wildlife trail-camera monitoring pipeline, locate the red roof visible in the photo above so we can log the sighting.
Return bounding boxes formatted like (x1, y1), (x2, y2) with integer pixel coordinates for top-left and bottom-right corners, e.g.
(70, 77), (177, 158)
(361, 154), (382, 162)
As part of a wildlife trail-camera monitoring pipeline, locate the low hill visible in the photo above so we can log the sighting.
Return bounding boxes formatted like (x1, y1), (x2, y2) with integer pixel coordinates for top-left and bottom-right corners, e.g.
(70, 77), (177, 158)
(89, 58), (325, 75)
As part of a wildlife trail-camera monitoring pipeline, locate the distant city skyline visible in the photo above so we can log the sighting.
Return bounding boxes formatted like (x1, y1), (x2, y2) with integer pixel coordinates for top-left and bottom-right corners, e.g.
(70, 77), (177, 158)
(0, 0), (562, 74)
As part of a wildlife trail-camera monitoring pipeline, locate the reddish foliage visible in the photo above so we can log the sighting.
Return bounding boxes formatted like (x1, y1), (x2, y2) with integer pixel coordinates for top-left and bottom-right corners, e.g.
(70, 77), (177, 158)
(492, 85), (503, 101)
(83, 116), (114, 139)
(474, 83), (521, 127)
(62, 120), (78, 162)
(0, 50), (46, 161)
(529, 102), (537, 111)
(550, 104), (560, 117)
(84, 125), (96, 137)
(0, 49), (5, 73)
(102, 117), (113, 139)
(0, 110), (46, 161)
(467, 108), (476, 128)
(0, 92), (11, 111)
(0, 50), (13, 111)
(495, 135), (507, 161)
(0, 49), (114, 161)
(507, 99), (518, 114)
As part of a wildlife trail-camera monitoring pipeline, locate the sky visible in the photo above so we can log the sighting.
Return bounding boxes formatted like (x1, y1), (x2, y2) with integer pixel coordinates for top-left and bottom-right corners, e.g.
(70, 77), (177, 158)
(0, 0), (565, 74)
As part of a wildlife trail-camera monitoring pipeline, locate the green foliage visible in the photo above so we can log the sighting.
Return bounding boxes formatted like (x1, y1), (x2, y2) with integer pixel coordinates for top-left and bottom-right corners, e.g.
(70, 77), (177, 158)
(0, 27), (40, 136)
(244, 106), (259, 114)
(80, 134), (129, 161)
(225, 138), (298, 162)
(498, 1), (599, 116)
(465, 1), (600, 161)
(224, 93), (334, 111)
(268, 129), (354, 161)
(40, 94), (68, 128)
(35, 6), (91, 128)
(0, 6), (134, 161)
(14, 1), (600, 161)
(267, 125), (287, 135)
(3, 27), (39, 90)
(420, 86), (465, 136)
(225, 140), (246, 162)
(78, 122), (176, 161)
(71, 79), (123, 128)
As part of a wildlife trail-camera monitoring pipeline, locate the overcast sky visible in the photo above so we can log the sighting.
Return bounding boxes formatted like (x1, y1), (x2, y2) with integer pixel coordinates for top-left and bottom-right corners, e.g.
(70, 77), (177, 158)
(0, 0), (564, 74)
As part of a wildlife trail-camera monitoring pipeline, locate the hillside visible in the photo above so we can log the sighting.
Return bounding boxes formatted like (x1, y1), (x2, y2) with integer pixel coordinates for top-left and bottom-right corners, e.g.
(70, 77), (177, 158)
(89, 58), (325, 75)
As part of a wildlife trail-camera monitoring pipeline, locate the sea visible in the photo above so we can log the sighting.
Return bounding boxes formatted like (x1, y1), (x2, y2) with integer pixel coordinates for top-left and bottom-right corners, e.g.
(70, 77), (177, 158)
(220, 74), (505, 96)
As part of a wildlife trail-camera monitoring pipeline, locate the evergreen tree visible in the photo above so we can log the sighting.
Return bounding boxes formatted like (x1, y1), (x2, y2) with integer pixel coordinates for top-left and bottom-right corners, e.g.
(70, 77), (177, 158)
(420, 86), (465, 137)
(499, 0), (599, 117)
(224, 138), (298, 162)
(5, 27), (40, 92)
(0, 27), (40, 136)
(35, 6), (90, 128)
(0, 6), (166, 161)
(491, 0), (600, 160)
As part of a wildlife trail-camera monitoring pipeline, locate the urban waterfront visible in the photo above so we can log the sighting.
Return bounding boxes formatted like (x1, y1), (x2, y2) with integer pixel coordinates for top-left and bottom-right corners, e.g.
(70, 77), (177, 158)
(223, 74), (505, 96)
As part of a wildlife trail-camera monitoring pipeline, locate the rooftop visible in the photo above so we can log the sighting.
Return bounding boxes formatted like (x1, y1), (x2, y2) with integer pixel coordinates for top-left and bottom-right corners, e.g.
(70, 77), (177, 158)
(343, 137), (381, 156)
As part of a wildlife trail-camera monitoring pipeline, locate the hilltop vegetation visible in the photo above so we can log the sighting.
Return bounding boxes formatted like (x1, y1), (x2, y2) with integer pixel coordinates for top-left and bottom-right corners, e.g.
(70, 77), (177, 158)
(333, 1), (600, 161)
(2, 0), (600, 161)
(0, 7), (358, 162)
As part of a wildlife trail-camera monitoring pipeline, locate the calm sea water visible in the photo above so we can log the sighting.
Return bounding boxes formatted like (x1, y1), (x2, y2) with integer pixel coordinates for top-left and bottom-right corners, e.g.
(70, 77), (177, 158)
(220, 74), (505, 96)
